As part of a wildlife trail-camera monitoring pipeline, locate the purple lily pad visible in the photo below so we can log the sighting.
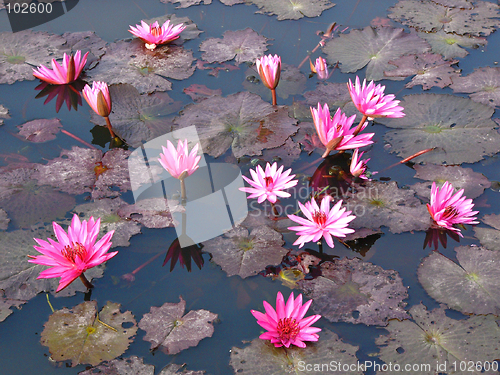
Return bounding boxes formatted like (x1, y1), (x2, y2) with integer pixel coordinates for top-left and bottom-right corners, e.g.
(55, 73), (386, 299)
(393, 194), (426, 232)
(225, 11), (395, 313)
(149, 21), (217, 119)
(140, 15), (202, 42)
(260, 138), (301, 168)
(417, 30), (487, 59)
(303, 82), (352, 110)
(298, 258), (409, 325)
(385, 53), (460, 90)
(183, 84), (222, 102)
(117, 198), (184, 229)
(474, 214), (500, 251)
(79, 356), (155, 375)
(250, 0), (335, 20)
(87, 39), (195, 94)
(174, 92), (298, 158)
(388, 0), (500, 36)
(90, 84), (181, 148)
(139, 296), (217, 355)
(0, 30), (69, 84)
(200, 28), (269, 64)
(0, 105), (10, 126)
(322, 26), (430, 81)
(160, 0), (211, 8)
(450, 67), (500, 108)
(17, 118), (62, 143)
(62, 31), (107, 70)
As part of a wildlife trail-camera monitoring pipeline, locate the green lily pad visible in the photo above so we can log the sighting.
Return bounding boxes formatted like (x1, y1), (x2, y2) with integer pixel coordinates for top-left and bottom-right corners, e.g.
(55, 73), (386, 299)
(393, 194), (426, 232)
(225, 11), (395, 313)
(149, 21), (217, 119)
(139, 296), (217, 355)
(41, 301), (137, 367)
(388, 0), (500, 36)
(379, 94), (500, 164)
(202, 225), (288, 279)
(249, 0), (335, 20)
(230, 329), (361, 374)
(200, 28), (269, 64)
(376, 303), (500, 374)
(450, 67), (500, 108)
(298, 258), (408, 325)
(0, 105), (10, 126)
(474, 214), (500, 251)
(418, 246), (500, 315)
(322, 26), (430, 81)
(174, 92), (298, 158)
(17, 118), (62, 143)
(417, 31), (487, 60)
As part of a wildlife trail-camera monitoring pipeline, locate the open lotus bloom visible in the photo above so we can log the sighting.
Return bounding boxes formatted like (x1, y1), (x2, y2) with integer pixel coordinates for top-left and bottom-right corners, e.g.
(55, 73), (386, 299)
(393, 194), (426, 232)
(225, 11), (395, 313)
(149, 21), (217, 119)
(29, 214), (116, 292)
(158, 139), (201, 180)
(32, 50), (89, 85)
(129, 20), (185, 51)
(255, 54), (281, 90)
(426, 181), (479, 235)
(251, 292), (321, 348)
(82, 81), (112, 117)
(347, 76), (405, 119)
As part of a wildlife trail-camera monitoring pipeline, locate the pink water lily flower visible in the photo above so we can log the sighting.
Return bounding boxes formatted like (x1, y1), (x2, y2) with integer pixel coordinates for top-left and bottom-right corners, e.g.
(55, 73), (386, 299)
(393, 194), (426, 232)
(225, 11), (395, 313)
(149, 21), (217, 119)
(82, 81), (112, 117)
(158, 139), (201, 180)
(350, 148), (370, 179)
(251, 292), (321, 348)
(28, 214), (116, 292)
(427, 181), (478, 235)
(311, 102), (374, 158)
(239, 162), (298, 204)
(311, 56), (328, 80)
(288, 196), (355, 248)
(129, 20), (185, 51)
(347, 76), (405, 119)
(256, 54), (281, 90)
(33, 51), (89, 85)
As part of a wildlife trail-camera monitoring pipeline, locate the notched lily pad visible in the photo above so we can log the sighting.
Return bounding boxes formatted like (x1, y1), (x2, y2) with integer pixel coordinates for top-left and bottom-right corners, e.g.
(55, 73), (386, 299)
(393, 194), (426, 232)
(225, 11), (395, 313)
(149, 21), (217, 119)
(243, 64), (306, 100)
(376, 303), (500, 373)
(323, 26), (430, 81)
(0, 105), (10, 126)
(174, 92), (298, 158)
(17, 118), (62, 143)
(0, 290), (25, 323)
(139, 296), (217, 355)
(202, 225), (287, 278)
(379, 94), (500, 164)
(41, 301), (137, 367)
(230, 329), (361, 374)
(417, 30), (487, 60)
(418, 246), (500, 314)
(450, 67), (500, 108)
(474, 214), (500, 251)
(298, 258), (408, 325)
(250, 0), (335, 20)
(200, 28), (268, 64)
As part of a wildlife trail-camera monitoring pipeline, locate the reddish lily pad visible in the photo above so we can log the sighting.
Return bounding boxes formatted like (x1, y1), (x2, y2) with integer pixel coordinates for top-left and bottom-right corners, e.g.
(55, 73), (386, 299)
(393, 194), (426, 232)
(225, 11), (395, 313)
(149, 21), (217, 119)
(474, 214), (500, 251)
(417, 31), (487, 59)
(385, 53), (460, 90)
(117, 198), (184, 229)
(89, 84), (181, 148)
(184, 84), (222, 102)
(174, 92), (298, 158)
(17, 118), (62, 143)
(250, 0), (335, 20)
(322, 26), (430, 81)
(298, 258), (408, 325)
(200, 28), (269, 64)
(0, 105), (10, 126)
(388, 0), (500, 36)
(450, 67), (500, 108)
(139, 296), (217, 355)
(379, 94), (500, 164)
(41, 301), (137, 367)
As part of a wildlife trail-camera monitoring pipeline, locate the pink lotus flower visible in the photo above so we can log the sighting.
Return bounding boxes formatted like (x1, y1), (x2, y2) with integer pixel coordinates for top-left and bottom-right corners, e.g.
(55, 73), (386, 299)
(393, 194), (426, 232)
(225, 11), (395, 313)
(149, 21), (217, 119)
(251, 292), (321, 348)
(129, 20), (185, 51)
(350, 149), (370, 179)
(347, 76), (405, 119)
(256, 54), (281, 90)
(239, 162), (298, 204)
(426, 181), (478, 235)
(158, 139), (201, 180)
(311, 102), (374, 158)
(28, 214), (116, 292)
(33, 51), (89, 85)
(82, 81), (112, 117)
(311, 56), (328, 80)
(288, 196), (355, 248)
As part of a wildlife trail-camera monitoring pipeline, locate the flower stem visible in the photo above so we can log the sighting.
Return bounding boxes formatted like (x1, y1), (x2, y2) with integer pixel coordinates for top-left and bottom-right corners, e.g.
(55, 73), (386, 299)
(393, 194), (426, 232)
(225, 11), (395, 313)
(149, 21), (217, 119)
(180, 178), (187, 202)
(352, 114), (368, 137)
(271, 89), (277, 106)
(79, 273), (94, 289)
(271, 202), (279, 217)
(318, 239), (323, 254)
(104, 116), (116, 139)
(61, 130), (98, 150)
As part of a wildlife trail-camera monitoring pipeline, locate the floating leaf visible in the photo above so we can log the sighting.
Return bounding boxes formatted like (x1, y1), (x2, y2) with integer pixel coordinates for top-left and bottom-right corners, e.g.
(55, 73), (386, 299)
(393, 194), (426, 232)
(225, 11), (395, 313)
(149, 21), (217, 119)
(376, 303), (500, 373)
(220, 0), (245, 4)
(249, 0), (335, 20)
(139, 296), (217, 355)
(17, 118), (62, 143)
(174, 92), (298, 158)
(450, 67), (500, 108)
(41, 301), (137, 367)
(0, 290), (25, 323)
(411, 163), (490, 199)
(385, 53), (459, 90)
(200, 28), (268, 64)
(62, 31), (107, 69)
(474, 214), (500, 251)
(89, 84), (181, 148)
(343, 181), (429, 234)
(79, 356), (154, 375)
(298, 258), (408, 325)
(418, 246), (500, 314)
(432, 0), (472, 8)
(158, 364), (205, 375)
(379, 94), (500, 164)
(140, 15), (202, 42)
(322, 26), (430, 81)
(117, 198), (184, 229)
(202, 225), (287, 278)
(184, 84), (222, 102)
(87, 39), (195, 94)
(302, 82), (352, 110)
(230, 329), (361, 374)
(417, 30), (486, 59)
(0, 30), (68, 84)
(160, 0), (211, 8)
(0, 104), (10, 126)
(0, 208), (9, 230)
(260, 138), (301, 168)
(388, 0), (500, 36)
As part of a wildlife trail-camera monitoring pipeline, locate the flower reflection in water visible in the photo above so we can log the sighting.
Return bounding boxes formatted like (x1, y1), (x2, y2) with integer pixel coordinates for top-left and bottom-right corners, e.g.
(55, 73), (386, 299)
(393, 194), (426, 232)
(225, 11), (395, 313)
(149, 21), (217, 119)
(34, 80), (86, 113)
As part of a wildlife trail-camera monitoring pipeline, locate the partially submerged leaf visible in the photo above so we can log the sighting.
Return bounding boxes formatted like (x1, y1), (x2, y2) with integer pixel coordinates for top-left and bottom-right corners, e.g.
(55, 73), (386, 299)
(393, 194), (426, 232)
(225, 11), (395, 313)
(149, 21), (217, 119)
(249, 0), (335, 20)
(0, 290), (25, 323)
(41, 301), (137, 367)
(0, 104), (10, 126)
(298, 258), (408, 325)
(184, 84), (222, 102)
(230, 329), (362, 374)
(450, 67), (500, 108)
(79, 356), (154, 375)
(417, 30), (487, 60)
(17, 118), (62, 143)
(379, 94), (500, 164)
(200, 28), (269, 64)
(322, 26), (430, 81)
(418, 246), (500, 314)
(139, 296), (217, 355)
(474, 214), (500, 251)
